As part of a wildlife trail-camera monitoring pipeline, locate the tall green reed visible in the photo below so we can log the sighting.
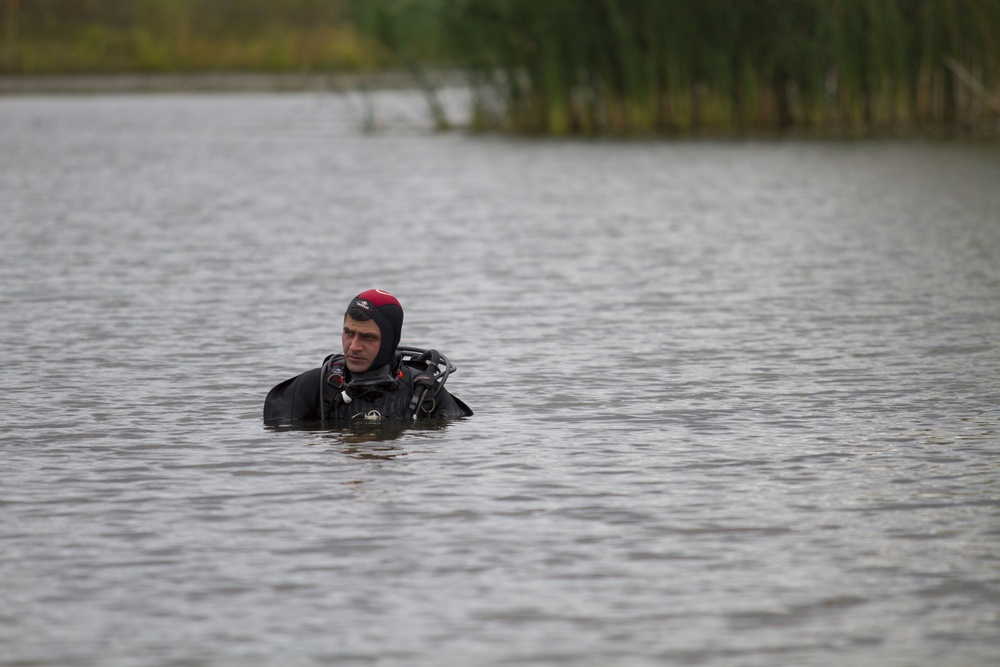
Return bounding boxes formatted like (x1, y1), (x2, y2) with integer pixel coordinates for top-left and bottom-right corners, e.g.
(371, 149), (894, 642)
(438, 0), (1000, 135)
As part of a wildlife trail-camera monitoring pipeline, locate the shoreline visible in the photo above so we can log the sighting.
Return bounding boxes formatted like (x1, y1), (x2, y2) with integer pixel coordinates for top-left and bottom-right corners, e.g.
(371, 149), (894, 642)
(2, 71), (996, 140)
(0, 70), (463, 95)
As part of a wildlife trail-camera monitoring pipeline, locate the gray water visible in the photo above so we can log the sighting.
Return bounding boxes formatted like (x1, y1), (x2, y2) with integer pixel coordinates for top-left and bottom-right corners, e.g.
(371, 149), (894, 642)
(1, 90), (999, 667)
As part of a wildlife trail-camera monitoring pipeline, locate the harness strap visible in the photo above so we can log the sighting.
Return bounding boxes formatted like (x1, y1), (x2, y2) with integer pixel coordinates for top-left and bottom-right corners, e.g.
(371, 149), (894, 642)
(319, 347), (455, 422)
(406, 349), (442, 420)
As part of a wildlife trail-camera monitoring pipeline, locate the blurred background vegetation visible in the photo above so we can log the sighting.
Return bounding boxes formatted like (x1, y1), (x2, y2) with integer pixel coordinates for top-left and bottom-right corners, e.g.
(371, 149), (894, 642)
(1, 0), (380, 72)
(3, 0), (999, 135)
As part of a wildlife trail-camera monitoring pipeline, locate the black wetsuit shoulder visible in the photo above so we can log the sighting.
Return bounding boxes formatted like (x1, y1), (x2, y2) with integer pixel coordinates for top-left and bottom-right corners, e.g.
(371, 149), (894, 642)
(263, 367), (323, 423)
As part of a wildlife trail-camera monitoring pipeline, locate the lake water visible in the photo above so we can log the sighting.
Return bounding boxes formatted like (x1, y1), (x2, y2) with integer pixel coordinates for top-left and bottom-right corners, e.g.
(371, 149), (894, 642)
(1, 90), (999, 667)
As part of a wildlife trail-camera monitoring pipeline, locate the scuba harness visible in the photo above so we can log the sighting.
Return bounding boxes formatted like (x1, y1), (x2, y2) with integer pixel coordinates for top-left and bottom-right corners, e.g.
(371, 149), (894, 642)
(319, 346), (456, 425)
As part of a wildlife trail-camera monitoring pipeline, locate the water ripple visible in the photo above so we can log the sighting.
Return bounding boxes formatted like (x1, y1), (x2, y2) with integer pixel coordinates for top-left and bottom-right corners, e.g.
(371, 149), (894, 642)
(1, 93), (999, 667)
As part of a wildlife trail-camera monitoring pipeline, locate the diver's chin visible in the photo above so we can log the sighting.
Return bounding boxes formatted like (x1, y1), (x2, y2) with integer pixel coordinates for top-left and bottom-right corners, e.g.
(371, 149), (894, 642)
(345, 358), (371, 373)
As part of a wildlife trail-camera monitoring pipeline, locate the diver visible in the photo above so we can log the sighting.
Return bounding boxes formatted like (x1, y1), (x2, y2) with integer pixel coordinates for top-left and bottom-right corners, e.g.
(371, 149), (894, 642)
(263, 289), (473, 426)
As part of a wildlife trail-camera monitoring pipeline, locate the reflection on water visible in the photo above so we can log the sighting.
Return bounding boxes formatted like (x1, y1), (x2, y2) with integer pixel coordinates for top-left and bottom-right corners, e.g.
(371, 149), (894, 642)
(289, 419), (457, 458)
(1, 91), (999, 667)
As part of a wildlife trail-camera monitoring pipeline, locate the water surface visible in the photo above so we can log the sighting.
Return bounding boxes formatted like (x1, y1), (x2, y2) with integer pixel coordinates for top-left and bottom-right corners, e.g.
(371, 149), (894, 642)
(1, 91), (999, 666)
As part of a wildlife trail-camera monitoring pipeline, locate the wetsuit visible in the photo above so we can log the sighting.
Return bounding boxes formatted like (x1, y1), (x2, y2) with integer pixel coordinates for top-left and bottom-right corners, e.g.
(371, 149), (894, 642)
(263, 352), (472, 425)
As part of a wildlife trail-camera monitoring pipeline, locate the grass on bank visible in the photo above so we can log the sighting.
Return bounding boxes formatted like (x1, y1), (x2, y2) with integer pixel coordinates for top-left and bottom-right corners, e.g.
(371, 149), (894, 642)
(1, 0), (384, 73)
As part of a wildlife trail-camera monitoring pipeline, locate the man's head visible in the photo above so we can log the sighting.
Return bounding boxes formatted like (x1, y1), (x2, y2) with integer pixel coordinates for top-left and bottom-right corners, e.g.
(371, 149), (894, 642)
(342, 289), (404, 373)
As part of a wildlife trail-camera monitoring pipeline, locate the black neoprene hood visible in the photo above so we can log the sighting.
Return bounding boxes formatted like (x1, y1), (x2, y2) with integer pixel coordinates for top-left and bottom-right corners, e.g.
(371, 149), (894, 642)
(347, 289), (404, 371)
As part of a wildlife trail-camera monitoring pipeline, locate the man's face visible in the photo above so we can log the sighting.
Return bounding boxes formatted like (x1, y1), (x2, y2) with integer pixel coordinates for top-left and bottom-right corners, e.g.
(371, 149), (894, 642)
(342, 315), (382, 373)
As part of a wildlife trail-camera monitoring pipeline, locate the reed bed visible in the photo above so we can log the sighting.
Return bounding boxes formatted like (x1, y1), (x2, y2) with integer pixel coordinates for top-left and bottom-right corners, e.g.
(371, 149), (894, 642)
(5, 0), (999, 135)
(440, 0), (1000, 135)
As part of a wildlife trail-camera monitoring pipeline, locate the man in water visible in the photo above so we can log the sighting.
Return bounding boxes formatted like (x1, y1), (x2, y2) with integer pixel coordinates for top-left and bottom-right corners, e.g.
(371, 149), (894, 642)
(263, 289), (472, 425)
